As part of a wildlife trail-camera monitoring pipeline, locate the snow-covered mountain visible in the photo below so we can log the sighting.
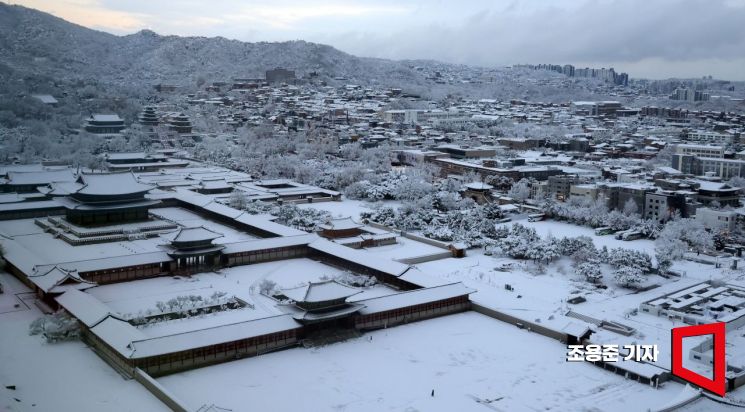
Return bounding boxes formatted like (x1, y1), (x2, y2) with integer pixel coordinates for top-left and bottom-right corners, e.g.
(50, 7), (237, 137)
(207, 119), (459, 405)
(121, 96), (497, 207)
(0, 2), (421, 86)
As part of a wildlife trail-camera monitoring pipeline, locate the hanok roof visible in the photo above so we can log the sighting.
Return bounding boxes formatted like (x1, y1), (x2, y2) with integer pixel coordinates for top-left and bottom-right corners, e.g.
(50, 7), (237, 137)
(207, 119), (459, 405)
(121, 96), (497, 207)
(32, 252), (173, 276)
(318, 217), (362, 231)
(56, 289), (120, 327)
(198, 179), (231, 190)
(465, 182), (493, 190)
(289, 302), (364, 322)
(32, 94), (58, 104)
(106, 152), (166, 161)
(560, 321), (593, 338)
(38, 181), (83, 196)
(0, 200), (61, 213)
(356, 283), (474, 315)
(308, 239), (410, 277)
(221, 233), (317, 255)
(75, 172), (153, 196)
(282, 280), (362, 303)
(90, 114), (123, 122)
(6, 169), (76, 186)
(91, 314), (301, 359)
(172, 226), (223, 243)
(27, 265), (96, 293)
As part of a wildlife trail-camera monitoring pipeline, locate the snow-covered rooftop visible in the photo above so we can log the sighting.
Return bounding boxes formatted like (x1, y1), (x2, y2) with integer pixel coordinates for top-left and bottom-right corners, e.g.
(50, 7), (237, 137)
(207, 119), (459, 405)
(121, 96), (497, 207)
(56, 289), (121, 327)
(357, 282), (474, 314)
(172, 226), (223, 243)
(318, 217), (362, 231)
(76, 173), (153, 196)
(283, 280), (362, 303)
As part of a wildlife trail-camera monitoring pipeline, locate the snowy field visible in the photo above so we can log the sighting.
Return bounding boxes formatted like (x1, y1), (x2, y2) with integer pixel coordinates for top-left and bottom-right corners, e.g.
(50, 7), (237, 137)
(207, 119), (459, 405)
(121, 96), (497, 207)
(0, 272), (168, 412)
(159, 311), (684, 412)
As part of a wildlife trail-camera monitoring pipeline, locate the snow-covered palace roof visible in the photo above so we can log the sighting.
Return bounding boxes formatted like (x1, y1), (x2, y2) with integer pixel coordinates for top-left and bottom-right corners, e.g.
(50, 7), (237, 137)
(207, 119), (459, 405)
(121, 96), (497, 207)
(318, 217), (362, 231)
(172, 226), (223, 244)
(283, 280), (362, 303)
(75, 172), (153, 197)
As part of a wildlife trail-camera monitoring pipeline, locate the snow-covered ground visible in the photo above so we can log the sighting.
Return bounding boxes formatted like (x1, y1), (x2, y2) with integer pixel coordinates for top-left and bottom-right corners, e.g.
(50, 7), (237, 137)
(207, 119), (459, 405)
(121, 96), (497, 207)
(363, 236), (445, 261)
(513, 218), (657, 256)
(86, 257), (398, 330)
(159, 311), (685, 412)
(4, 207), (744, 411)
(0, 272), (168, 412)
(296, 198), (401, 220)
(296, 198), (375, 220)
(415, 218), (745, 372)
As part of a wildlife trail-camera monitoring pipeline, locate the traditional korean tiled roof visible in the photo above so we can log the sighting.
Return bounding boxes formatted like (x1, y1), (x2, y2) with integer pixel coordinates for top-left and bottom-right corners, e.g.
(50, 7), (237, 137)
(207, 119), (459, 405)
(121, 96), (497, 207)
(172, 226), (223, 243)
(75, 172), (153, 196)
(282, 280), (362, 303)
(318, 217), (362, 231)
(28, 265), (96, 293)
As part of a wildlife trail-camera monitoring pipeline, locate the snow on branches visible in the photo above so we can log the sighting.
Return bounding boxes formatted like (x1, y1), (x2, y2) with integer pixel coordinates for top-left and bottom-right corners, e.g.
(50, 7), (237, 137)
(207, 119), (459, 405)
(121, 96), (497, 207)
(29, 311), (80, 342)
(654, 218), (713, 274)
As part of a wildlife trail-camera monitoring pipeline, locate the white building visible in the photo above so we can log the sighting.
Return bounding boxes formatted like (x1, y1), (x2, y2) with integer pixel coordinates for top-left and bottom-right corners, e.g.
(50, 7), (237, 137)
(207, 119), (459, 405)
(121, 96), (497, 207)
(686, 131), (732, 145)
(381, 109), (460, 124)
(695, 207), (736, 232)
(675, 144), (725, 158)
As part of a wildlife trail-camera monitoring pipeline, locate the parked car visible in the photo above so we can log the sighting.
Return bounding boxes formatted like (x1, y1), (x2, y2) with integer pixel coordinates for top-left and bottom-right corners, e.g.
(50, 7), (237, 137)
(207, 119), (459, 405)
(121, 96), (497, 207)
(527, 213), (545, 222)
(594, 226), (614, 236)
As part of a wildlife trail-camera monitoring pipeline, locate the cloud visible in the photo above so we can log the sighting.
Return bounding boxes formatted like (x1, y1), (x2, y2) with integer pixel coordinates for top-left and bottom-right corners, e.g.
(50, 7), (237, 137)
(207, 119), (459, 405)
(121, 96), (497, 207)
(9, 0), (745, 79)
(95, 0), (410, 33)
(10, 0), (147, 33)
(225, 4), (410, 30)
(321, 0), (745, 73)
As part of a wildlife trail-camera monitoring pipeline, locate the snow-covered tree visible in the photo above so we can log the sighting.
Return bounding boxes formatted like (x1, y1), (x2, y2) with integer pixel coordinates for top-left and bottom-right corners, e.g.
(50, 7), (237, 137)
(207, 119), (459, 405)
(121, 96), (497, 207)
(608, 248), (653, 273)
(392, 174), (434, 201)
(622, 198), (639, 216)
(274, 204), (331, 232)
(528, 236), (561, 263)
(558, 236), (595, 257)
(507, 178), (531, 202)
(228, 190), (248, 209)
(431, 191), (466, 212)
(495, 224), (540, 259)
(422, 225), (455, 241)
(613, 266), (645, 288)
(259, 279), (278, 295)
(29, 311), (80, 342)
(654, 218), (713, 273)
(577, 262), (603, 283)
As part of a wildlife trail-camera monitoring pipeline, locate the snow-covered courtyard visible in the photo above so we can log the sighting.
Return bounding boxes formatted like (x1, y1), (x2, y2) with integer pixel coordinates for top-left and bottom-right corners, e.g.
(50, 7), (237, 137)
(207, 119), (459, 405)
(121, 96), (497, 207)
(0, 272), (168, 412)
(159, 311), (685, 412)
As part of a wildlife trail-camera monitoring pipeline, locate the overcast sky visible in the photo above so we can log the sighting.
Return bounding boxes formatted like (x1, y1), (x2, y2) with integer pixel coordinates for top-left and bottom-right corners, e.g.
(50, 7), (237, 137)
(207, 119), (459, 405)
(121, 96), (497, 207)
(11, 0), (745, 80)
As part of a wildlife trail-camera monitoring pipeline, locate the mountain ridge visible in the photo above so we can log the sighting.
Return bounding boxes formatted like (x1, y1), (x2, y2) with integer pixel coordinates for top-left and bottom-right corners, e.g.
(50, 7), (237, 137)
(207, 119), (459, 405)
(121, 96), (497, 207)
(0, 2), (423, 87)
